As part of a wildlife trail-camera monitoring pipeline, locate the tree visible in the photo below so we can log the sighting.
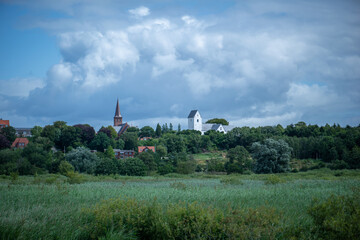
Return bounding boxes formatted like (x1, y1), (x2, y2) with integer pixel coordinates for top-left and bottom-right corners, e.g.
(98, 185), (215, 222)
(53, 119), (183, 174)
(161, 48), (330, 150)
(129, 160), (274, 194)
(119, 158), (146, 176)
(251, 138), (291, 174)
(0, 126), (16, 143)
(59, 126), (81, 149)
(206, 118), (229, 126)
(121, 132), (138, 150)
(65, 147), (99, 174)
(225, 146), (252, 174)
(90, 132), (111, 152)
(155, 123), (162, 137)
(31, 126), (43, 139)
(22, 142), (51, 170)
(138, 151), (157, 171)
(169, 123), (173, 131)
(0, 134), (10, 149)
(73, 124), (96, 146)
(98, 126), (112, 138)
(139, 126), (155, 138)
(178, 124), (181, 132)
(41, 125), (61, 143)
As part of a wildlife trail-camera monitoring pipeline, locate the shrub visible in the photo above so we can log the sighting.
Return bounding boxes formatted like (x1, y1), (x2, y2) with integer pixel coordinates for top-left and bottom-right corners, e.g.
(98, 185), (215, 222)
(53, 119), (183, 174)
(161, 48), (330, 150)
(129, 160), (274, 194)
(65, 147), (99, 174)
(119, 158), (146, 176)
(83, 198), (282, 240)
(308, 189), (360, 240)
(59, 161), (75, 176)
(66, 171), (84, 184)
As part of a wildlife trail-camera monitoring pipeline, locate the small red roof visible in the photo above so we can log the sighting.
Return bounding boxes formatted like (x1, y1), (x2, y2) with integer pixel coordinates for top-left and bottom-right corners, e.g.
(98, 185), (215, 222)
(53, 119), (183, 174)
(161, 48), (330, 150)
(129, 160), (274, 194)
(11, 138), (29, 148)
(0, 120), (10, 127)
(138, 146), (156, 153)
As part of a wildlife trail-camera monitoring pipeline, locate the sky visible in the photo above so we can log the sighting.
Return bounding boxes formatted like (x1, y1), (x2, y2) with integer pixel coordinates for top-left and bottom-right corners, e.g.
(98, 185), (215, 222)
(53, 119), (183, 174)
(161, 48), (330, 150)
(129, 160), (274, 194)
(0, 0), (359, 130)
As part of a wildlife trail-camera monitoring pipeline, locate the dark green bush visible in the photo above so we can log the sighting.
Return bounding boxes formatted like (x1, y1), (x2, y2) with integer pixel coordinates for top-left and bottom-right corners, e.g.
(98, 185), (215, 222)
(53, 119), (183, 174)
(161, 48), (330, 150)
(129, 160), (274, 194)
(308, 189), (360, 240)
(83, 198), (281, 240)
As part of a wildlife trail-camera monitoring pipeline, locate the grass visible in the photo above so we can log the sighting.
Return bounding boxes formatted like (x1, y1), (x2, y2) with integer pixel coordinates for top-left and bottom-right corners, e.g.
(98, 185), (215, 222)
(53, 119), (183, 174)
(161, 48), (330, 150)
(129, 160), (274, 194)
(1, 169), (360, 239)
(192, 151), (225, 164)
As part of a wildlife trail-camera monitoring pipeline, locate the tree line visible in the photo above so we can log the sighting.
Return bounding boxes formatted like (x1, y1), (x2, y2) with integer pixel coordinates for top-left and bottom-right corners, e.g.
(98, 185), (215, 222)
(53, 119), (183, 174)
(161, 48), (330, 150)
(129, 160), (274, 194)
(0, 121), (359, 176)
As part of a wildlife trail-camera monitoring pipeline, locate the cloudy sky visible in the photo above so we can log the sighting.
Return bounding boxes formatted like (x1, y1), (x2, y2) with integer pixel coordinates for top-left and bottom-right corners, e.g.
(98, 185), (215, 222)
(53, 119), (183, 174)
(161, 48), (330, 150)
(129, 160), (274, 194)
(0, 0), (359, 130)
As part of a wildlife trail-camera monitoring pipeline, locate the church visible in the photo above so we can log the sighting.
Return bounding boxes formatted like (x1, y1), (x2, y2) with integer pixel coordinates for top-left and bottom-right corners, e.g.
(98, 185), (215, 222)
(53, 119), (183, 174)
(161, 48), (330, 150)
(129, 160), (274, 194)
(113, 99), (129, 136)
(188, 110), (235, 135)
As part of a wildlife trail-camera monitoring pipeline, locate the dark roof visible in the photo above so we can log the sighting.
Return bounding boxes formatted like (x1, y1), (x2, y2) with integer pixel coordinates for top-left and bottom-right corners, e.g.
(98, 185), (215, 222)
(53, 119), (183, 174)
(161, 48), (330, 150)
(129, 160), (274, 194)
(115, 98), (121, 117)
(188, 110), (198, 118)
(211, 124), (222, 130)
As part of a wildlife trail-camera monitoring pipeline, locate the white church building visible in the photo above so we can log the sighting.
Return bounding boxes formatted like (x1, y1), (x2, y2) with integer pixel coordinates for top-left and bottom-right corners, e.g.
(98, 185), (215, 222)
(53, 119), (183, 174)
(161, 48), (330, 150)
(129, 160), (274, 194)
(187, 110), (235, 135)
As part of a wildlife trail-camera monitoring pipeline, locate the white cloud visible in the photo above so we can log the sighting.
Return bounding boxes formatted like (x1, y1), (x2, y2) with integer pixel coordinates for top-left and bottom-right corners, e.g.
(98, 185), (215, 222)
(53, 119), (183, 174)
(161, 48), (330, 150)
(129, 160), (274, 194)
(129, 6), (150, 18)
(56, 31), (139, 90)
(152, 54), (194, 77)
(286, 83), (340, 108)
(0, 78), (45, 97)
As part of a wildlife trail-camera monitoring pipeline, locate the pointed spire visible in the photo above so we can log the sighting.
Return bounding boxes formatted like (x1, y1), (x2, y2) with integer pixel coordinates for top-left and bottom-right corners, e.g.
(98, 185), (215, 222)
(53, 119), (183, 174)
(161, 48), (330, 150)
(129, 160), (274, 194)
(115, 98), (121, 117)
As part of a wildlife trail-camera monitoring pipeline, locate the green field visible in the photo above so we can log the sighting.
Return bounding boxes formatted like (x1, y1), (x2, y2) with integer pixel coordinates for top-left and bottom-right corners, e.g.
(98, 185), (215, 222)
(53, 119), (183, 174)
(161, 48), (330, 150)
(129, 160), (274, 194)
(1, 169), (359, 239)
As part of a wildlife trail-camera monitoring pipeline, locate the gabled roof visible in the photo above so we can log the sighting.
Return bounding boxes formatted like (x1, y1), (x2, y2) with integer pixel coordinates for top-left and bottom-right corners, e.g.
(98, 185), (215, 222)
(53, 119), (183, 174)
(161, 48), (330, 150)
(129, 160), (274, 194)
(11, 138), (29, 148)
(188, 110), (199, 118)
(115, 99), (121, 117)
(113, 123), (129, 135)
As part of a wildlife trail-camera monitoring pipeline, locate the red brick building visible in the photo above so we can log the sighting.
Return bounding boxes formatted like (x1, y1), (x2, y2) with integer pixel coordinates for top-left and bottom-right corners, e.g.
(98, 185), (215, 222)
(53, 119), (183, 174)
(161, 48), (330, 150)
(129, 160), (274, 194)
(0, 119), (10, 129)
(11, 138), (29, 149)
(138, 146), (156, 153)
(114, 149), (135, 159)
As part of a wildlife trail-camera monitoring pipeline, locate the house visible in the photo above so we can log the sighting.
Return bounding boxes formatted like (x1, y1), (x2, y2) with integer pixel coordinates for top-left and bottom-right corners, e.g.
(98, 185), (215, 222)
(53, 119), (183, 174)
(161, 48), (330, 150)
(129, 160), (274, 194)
(114, 149), (135, 159)
(11, 138), (29, 149)
(138, 146), (156, 153)
(0, 119), (10, 129)
(187, 110), (235, 135)
(15, 128), (32, 137)
(113, 99), (130, 136)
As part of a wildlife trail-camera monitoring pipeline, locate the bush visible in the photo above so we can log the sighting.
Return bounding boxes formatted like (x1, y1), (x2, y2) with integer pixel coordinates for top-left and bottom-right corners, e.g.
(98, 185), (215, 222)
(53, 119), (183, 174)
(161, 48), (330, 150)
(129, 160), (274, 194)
(308, 189), (360, 240)
(59, 161), (74, 176)
(119, 158), (146, 176)
(83, 198), (282, 240)
(65, 147), (99, 174)
(66, 171), (84, 184)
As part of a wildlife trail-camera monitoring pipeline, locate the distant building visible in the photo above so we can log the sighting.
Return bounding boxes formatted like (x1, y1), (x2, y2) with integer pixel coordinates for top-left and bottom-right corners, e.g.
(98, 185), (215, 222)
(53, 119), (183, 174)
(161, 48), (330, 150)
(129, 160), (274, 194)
(113, 99), (130, 136)
(138, 146), (156, 153)
(187, 110), (235, 135)
(0, 119), (10, 129)
(11, 138), (29, 149)
(139, 137), (152, 141)
(114, 149), (135, 159)
(15, 128), (32, 137)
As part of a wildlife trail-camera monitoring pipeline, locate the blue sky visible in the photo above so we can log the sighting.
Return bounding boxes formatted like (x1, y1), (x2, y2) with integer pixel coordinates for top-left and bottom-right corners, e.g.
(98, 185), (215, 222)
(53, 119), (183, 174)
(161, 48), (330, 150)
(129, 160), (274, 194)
(0, 0), (359, 130)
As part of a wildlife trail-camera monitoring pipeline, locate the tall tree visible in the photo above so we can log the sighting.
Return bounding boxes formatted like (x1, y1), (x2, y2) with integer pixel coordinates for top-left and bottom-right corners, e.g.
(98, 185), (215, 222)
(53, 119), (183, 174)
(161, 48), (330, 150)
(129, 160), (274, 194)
(155, 123), (162, 137)
(251, 138), (291, 174)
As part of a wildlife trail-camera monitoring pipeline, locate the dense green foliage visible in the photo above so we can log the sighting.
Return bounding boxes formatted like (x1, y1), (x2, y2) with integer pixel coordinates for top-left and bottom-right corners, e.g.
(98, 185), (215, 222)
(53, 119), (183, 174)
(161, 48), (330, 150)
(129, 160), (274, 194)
(0, 121), (359, 176)
(251, 139), (291, 173)
(205, 118), (229, 125)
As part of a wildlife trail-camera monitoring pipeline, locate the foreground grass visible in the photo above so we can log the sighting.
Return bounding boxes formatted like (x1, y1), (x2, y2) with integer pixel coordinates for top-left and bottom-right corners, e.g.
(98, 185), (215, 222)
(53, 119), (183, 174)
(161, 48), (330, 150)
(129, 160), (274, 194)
(1, 169), (359, 239)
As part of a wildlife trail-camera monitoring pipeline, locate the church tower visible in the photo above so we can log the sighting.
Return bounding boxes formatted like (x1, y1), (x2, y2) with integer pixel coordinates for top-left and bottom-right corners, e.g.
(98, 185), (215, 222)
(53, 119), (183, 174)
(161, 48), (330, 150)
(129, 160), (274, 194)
(114, 99), (123, 126)
(188, 110), (202, 131)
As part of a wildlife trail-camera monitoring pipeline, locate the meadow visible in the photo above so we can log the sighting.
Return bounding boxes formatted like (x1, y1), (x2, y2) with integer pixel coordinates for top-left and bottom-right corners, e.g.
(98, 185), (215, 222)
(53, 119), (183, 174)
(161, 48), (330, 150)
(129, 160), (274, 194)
(1, 169), (359, 239)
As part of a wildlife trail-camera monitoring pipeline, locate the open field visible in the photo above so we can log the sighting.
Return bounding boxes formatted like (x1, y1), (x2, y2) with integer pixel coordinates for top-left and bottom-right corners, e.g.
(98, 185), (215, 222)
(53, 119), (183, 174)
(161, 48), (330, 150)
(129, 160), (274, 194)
(1, 169), (360, 239)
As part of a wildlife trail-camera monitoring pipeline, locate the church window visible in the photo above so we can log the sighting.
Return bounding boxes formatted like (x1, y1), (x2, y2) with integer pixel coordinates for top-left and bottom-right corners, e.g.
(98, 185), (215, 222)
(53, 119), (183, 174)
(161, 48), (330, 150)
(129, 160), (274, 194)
(197, 119), (199, 122)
